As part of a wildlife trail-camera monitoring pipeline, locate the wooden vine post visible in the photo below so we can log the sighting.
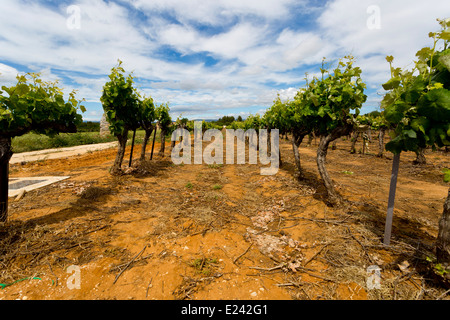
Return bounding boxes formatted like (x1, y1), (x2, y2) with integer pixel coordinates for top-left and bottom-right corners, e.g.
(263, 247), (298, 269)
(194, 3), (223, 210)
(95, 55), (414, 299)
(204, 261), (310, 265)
(150, 125), (157, 160)
(383, 153), (400, 245)
(128, 128), (136, 167)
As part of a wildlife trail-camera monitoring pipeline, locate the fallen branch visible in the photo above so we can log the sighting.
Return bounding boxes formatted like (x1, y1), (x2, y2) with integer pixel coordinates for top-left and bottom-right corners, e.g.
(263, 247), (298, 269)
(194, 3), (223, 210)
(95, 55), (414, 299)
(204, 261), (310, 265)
(113, 245), (147, 284)
(146, 271), (158, 298)
(275, 282), (301, 287)
(233, 243), (253, 265)
(189, 222), (213, 237)
(110, 254), (153, 272)
(249, 264), (284, 272)
(287, 216), (350, 226)
(81, 225), (109, 236)
(46, 262), (58, 287)
(437, 288), (450, 300)
(346, 227), (374, 264)
(304, 244), (329, 267)
(300, 269), (334, 282)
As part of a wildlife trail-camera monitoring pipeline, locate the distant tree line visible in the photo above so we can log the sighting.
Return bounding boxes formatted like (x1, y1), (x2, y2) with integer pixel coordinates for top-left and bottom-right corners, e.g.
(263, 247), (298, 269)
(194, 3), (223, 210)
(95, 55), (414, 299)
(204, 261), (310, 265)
(213, 115), (243, 127)
(77, 121), (100, 132)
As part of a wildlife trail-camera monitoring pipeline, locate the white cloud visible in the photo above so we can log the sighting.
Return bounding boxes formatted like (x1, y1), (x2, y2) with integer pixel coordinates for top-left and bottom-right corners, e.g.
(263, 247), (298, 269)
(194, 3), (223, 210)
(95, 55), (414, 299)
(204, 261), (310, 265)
(318, 0), (450, 75)
(277, 87), (298, 102)
(313, 0), (450, 112)
(279, 31), (328, 67)
(1, 0), (449, 120)
(0, 63), (20, 85)
(130, 0), (302, 25)
(158, 22), (269, 63)
(0, 0), (153, 73)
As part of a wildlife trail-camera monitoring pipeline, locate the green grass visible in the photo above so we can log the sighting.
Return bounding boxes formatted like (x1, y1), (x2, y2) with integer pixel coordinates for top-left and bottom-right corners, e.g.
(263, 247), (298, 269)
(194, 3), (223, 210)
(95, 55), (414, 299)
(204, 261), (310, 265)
(11, 130), (166, 153)
(212, 184), (223, 190)
(190, 257), (218, 276)
(208, 163), (223, 169)
(12, 132), (116, 153)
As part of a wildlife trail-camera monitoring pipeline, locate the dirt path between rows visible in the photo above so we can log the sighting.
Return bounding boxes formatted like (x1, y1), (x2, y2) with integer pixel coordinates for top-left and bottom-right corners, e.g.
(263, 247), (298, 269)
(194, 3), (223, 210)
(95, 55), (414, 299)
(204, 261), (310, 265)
(10, 141), (118, 164)
(1, 135), (449, 300)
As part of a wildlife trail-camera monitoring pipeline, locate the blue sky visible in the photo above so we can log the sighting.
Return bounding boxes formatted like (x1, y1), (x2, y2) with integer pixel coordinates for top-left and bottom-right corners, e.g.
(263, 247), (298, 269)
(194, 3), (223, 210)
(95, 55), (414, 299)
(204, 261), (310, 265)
(0, 0), (449, 121)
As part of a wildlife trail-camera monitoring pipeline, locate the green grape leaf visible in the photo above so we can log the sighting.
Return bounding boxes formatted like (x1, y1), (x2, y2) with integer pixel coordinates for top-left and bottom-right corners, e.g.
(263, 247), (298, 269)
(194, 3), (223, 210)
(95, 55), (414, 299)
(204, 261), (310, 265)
(15, 84), (29, 96)
(382, 77), (401, 90)
(317, 106), (325, 117)
(309, 93), (319, 107)
(385, 139), (403, 154)
(402, 88), (421, 104)
(438, 54), (450, 72)
(439, 30), (450, 41)
(416, 47), (433, 61)
(417, 89), (450, 121)
(384, 101), (407, 124)
(404, 129), (417, 139)
(443, 168), (450, 183)
(410, 117), (430, 134)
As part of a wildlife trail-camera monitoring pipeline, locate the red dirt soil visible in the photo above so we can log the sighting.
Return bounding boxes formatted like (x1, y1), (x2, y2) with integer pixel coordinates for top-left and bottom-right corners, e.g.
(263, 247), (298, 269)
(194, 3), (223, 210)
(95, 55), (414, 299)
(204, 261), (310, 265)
(0, 136), (449, 300)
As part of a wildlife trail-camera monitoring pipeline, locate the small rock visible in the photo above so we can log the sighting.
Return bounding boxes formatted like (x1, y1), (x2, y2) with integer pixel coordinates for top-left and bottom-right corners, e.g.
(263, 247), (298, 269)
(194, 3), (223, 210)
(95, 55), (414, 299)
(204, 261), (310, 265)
(398, 260), (410, 272)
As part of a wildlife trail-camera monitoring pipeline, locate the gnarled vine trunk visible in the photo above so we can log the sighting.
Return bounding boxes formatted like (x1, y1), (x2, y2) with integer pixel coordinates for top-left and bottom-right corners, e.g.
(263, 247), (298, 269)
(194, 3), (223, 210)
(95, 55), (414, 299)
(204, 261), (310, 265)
(292, 138), (301, 175)
(413, 148), (426, 165)
(350, 131), (359, 154)
(159, 129), (166, 156)
(291, 133), (305, 179)
(140, 126), (154, 161)
(0, 136), (13, 222)
(317, 136), (340, 205)
(377, 128), (385, 157)
(436, 188), (450, 266)
(307, 134), (313, 146)
(316, 126), (351, 205)
(111, 130), (128, 175)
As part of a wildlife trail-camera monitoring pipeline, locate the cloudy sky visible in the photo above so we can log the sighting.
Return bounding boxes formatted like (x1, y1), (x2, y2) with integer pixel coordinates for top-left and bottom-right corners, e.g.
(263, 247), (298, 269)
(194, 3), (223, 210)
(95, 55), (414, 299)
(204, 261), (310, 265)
(0, 0), (449, 121)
